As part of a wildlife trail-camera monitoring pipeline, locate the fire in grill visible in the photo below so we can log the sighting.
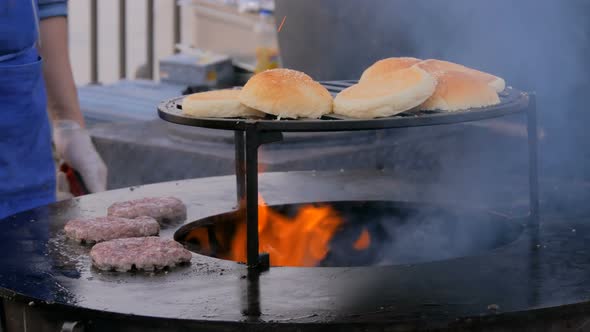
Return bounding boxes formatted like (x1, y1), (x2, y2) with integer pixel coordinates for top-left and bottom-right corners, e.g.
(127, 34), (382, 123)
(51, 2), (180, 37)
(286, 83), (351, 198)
(175, 200), (523, 267)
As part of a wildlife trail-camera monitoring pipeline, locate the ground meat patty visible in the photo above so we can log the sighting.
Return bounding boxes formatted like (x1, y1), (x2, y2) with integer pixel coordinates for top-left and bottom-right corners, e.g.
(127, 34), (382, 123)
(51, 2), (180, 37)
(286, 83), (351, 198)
(90, 237), (192, 272)
(107, 197), (187, 225)
(64, 216), (159, 244)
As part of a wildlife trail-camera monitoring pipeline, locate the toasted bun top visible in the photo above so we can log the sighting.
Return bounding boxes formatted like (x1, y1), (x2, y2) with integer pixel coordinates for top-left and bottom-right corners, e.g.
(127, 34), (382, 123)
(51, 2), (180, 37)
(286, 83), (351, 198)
(238, 68), (333, 119)
(359, 57), (422, 82)
(419, 70), (500, 111)
(417, 59), (505, 92)
(333, 66), (437, 119)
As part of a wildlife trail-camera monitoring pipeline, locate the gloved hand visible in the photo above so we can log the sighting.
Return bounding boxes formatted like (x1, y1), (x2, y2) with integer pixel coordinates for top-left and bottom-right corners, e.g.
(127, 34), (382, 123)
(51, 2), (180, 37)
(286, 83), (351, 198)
(56, 171), (74, 201)
(52, 120), (108, 193)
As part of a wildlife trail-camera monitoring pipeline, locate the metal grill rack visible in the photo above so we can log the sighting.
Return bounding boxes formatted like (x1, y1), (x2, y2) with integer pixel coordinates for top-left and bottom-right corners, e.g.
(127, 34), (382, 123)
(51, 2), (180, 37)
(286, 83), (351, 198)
(157, 80), (539, 270)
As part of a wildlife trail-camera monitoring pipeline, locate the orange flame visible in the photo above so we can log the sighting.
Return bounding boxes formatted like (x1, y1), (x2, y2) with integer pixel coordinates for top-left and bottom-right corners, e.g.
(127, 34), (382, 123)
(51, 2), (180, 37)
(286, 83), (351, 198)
(227, 195), (344, 266)
(353, 228), (371, 250)
(186, 228), (210, 250)
(183, 195), (372, 267)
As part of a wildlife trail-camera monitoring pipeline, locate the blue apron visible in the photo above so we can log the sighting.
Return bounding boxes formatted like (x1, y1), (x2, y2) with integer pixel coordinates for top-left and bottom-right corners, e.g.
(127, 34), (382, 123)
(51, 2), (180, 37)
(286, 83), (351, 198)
(0, 0), (56, 219)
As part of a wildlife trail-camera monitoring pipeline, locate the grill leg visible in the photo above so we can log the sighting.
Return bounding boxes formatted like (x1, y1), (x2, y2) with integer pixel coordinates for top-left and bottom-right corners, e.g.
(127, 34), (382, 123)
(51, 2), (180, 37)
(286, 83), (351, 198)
(0, 299), (5, 332)
(526, 94), (541, 306)
(241, 269), (262, 318)
(245, 128), (261, 268)
(243, 128), (282, 269)
(375, 130), (385, 171)
(526, 94), (540, 226)
(235, 131), (246, 206)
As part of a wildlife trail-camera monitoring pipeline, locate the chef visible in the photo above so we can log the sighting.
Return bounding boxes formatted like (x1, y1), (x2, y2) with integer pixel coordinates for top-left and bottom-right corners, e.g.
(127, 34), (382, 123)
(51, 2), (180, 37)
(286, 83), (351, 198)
(0, 0), (107, 219)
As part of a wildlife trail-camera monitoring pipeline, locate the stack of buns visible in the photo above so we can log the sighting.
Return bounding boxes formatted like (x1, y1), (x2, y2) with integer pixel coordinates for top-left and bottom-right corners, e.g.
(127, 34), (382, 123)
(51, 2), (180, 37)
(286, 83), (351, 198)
(417, 70), (500, 112)
(334, 57), (504, 117)
(333, 65), (436, 119)
(182, 68), (332, 119)
(181, 58), (506, 120)
(413, 59), (502, 112)
(415, 59), (505, 93)
(238, 68), (333, 119)
(359, 57), (421, 82)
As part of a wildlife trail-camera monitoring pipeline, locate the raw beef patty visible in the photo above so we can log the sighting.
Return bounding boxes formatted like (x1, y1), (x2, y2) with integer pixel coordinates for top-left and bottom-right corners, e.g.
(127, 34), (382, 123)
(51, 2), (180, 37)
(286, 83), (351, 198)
(64, 216), (159, 244)
(108, 197), (187, 225)
(90, 237), (192, 272)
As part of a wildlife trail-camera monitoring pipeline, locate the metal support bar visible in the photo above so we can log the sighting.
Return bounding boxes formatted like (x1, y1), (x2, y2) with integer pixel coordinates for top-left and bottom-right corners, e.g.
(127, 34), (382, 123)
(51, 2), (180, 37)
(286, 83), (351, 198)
(173, 1), (181, 53)
(245, 128), (260, 268)
(235, 131), (246, 205)
(526, 94), (541, 306)
(146, 0), (155, 80)
(241, 128), (283, 269)
(241, 269), (261, 318)
(258, 131), (283, 145)
(526, 93), (540, 226)
(89, 0), (98, 84)
(375, 130), (385, 170)
(118, 0), (127, 79)
(527, 213), (541, 307)
(0, 300), (6, 332)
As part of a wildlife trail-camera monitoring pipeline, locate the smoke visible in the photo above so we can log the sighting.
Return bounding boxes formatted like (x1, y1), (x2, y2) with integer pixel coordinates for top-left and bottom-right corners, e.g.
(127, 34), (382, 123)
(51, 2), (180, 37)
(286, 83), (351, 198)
(346, 1), (590, 265)
(389, 0), (590, 179)
(277, 0), (590, 179)
(272, 0), (590, 266)
(376, 208), (515, 266)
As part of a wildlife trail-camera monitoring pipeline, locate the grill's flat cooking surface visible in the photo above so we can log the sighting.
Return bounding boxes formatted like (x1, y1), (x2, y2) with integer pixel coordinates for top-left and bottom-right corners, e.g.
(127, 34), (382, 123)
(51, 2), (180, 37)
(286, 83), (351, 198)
(157, 81), (529, 132)
(1, 171), (590, 329)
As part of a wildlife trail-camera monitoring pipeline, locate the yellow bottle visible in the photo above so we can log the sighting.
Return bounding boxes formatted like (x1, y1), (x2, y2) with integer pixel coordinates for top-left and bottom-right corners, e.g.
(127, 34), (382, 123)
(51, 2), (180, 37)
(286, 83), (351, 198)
(254, 9), (280, 73)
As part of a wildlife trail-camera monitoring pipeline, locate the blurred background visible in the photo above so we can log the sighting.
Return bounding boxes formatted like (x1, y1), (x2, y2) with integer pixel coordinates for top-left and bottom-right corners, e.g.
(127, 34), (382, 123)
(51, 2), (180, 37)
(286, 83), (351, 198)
(74, 0), (291, 189)
(75, 0), (590, 218)
(69, 0), (276, 84)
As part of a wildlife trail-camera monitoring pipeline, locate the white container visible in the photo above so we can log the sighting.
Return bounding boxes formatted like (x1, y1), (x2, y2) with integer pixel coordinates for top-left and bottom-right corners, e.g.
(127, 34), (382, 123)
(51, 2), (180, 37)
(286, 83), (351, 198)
(159, 51), (234, 87)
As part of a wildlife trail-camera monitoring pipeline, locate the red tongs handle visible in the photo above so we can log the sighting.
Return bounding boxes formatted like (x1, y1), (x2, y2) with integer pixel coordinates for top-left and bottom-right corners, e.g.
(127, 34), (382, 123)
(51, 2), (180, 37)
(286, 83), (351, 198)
(59, 163), (89, 197)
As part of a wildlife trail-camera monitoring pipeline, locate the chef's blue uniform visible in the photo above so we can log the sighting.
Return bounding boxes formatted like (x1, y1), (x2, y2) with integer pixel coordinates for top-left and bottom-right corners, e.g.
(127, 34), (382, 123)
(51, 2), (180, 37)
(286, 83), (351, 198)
(0, 0), (67, 219)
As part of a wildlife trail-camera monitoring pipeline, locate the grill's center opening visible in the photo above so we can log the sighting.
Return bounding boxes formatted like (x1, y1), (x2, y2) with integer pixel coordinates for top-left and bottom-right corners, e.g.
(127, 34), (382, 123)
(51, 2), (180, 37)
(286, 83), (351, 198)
(175, 201), (523, 267)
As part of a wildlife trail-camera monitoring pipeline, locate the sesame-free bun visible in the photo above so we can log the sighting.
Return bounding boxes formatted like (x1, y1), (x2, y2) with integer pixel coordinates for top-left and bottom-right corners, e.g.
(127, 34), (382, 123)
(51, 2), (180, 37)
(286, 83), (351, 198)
(419, 71), (501, 111)
(416, 59), (505, 92)
(238, 68), (333, 119)
(182, 89), (264, 118)
(333, 66), (436, 119)
(359, 57), (422, 82)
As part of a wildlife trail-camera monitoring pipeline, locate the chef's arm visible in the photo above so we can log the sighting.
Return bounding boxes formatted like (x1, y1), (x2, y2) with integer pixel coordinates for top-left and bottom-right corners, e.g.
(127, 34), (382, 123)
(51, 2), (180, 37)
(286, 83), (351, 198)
(38, 1), (108, 193)
(38, 0), (86, 127)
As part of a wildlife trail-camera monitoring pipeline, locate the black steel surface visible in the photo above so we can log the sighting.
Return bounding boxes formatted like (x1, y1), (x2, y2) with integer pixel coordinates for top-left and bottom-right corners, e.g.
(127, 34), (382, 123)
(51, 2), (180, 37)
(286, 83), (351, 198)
(157, 84), (529, 132)
(0, 172), (589, 331)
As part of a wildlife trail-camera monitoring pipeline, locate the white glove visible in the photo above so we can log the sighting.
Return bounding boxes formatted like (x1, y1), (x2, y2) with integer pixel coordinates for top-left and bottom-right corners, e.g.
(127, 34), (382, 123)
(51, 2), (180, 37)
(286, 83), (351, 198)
(56, 171), (74, 201)
(53, 120), (108, 193)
